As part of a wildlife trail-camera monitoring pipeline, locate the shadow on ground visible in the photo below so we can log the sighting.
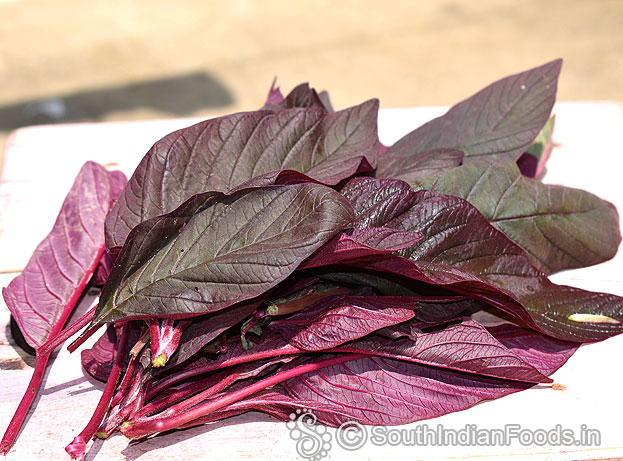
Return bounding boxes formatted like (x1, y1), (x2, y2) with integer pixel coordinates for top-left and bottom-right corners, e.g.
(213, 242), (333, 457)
(0, 71), (234, 131)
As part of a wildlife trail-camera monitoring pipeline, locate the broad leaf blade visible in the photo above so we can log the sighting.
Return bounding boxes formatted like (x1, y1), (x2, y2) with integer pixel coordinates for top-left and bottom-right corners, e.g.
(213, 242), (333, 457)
(270, 295), (417, 351)
(96, 184), (354, 324)
(377, 147), (464, 183)
(487, 323), (578, 376)
(3, 162), (126, 348)
(385, 59), (561, 163)
(99, 191), (224, 314)
(280, 354), (532, 426)
(387, 189), (623, 341)
(303, 184), (623, 341)
(105, 101), (378, 249)
(412, 158), (621, 273)
(344, 318), (550, 383)
(347, 227), (422, 251)
(340, 177), (419, 228)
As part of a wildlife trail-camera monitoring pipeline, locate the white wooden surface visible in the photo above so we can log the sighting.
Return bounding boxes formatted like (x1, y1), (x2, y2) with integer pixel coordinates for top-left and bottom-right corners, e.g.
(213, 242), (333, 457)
(0, 103), (622, 461)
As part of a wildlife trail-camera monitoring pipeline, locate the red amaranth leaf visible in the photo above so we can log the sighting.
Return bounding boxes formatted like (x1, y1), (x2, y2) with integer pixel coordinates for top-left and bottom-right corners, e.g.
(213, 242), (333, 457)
(279, 354), (533, 426)
(81, 325), (117, 382)
(96, 184), (355, 325)
(384, 59), (561, 163)
(377, 147), (464, 183)
(338, 318), (550, 383)
(412, 158), (621, 274)
(270, 295), (417, 351)
(1, 162), (126, 454)
(487, 323), (579, 376)
(3, 162), (125, 349)
(105, 101), (378, 249)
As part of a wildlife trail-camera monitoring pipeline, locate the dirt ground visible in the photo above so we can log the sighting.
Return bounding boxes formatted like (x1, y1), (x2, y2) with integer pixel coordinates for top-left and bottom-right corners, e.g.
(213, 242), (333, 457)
(0, 0), (621, 167)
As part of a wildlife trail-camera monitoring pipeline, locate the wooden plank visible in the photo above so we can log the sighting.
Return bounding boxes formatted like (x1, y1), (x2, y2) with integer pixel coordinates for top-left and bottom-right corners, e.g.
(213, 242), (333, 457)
(1, 104), (622, 460)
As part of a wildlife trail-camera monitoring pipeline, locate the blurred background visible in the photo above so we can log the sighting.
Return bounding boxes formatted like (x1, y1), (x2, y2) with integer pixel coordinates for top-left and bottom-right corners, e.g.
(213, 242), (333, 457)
(0, 0), (622, 167)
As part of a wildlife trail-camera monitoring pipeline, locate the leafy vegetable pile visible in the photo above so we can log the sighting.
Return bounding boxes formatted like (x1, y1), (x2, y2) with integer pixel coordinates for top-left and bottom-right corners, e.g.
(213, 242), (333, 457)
(2, 59), (622, 459)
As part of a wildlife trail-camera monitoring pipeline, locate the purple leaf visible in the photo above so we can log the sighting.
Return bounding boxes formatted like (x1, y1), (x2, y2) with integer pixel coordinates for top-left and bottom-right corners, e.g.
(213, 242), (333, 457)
(279, 354), (532, 426)
(301, 204), (623, 342)
(412, 158), (621, 274)
(270, 295), (417, 351)
(414, 297), (477, 324)
(387, 189), (623, 341)
(91, 251), (116, 287)
(96, 184), (354, 324)
(347, 227), (422, 251)
(0, 161), (126, 454)
(105, 100), (378, 249)
(81, 326), (117, 382)
(340, 319), (550, 383)
(3, 161), (126, 349)
(487, 323), (579, 376)
(340, 177), (419, 228)
(377, 147), (464, 183)
(385, 60), (561, 163)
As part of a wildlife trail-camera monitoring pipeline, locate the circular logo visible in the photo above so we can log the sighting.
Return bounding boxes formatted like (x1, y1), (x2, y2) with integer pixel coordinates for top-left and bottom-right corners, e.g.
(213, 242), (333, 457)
(335, 421), (368, 451)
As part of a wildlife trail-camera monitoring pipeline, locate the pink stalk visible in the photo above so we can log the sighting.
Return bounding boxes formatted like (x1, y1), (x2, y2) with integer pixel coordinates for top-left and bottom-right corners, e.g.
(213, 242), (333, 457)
(111, 328), (149, 408)
(136, 373), (240, 425)
(132, 379), (214, 420)
(149, 319), (191, 367)
(65, 324), (130, 460)
(67, 322), (104, 353)
(0, 352), (53, 455)
(121, 354), (364, 439)
(146, 343), (301, 399)
(0, 303), (98, 455)
(97, 370), (145, 439)
(176, 409), (248, 430)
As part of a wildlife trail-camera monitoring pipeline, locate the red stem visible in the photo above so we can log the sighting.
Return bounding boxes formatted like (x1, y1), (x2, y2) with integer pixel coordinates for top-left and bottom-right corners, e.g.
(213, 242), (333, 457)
(0, 298), (97, 455)
(132, 380), (205, 420)
(121, 354), (364, 438)
(150, 319), (191, 367)
(98, 368), (145, 438)
(146, 344), (301, 399)
(147, 319), (161, 357)
(137, 373), (240, 424)
(38, 304), (98, 356)
(0, 352), (51, 455)
(110, 328), (149, 408)
(66, 322), (104, 354)
(65, 324), (130, 460)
